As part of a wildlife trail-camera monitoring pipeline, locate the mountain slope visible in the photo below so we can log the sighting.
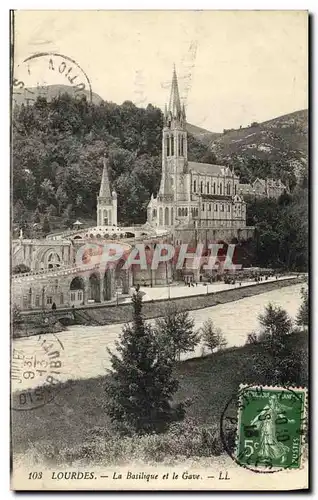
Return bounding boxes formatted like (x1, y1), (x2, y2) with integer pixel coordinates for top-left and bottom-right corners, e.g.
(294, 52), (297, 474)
(12, 84), (103, 106)
(209, 110), (308, 178)
(186, 123), (221, 145)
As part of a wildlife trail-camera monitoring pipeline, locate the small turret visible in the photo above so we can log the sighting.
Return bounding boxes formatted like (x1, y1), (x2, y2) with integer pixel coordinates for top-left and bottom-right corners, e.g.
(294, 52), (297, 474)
(112, 190), (117, 199)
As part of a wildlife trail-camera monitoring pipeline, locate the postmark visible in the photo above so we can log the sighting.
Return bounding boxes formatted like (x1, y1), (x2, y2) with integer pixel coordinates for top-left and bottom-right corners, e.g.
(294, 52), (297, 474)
(12, 52), (93, 105)
(220, 384), (307, 473)
(11, 333), (64, 411)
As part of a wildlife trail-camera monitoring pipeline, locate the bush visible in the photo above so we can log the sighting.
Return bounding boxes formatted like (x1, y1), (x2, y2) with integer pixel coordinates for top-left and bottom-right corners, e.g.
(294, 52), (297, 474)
(245, 331), (258, 345)
(31, 419), (223, 467)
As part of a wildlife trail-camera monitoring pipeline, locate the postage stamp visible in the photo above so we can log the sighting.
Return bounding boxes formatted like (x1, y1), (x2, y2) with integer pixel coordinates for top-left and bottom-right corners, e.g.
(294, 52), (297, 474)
(235, 385), (307, 470)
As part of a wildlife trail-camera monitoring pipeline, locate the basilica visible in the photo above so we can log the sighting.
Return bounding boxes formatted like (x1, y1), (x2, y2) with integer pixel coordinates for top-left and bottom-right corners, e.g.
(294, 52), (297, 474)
(147, 67), (247, 231)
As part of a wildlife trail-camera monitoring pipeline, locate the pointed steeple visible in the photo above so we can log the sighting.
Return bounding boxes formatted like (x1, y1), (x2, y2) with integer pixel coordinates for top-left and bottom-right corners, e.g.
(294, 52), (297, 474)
(168, 64), (182, 119)
(99, 157), (111, 199)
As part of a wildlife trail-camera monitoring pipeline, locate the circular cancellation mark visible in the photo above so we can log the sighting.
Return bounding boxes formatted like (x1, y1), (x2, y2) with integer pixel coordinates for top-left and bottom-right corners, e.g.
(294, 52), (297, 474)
(11, 333), (65, 411)
(12, 52), (93, 105)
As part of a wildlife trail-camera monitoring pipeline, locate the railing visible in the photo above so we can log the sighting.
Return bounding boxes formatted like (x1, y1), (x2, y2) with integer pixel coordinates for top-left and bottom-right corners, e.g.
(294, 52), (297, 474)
(12, 262), (102, 282)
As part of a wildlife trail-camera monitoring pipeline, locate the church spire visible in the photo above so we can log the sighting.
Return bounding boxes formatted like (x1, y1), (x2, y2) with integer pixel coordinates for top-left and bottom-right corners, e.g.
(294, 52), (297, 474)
(99, 156), (111, 199)
(168, 64), (182, 119)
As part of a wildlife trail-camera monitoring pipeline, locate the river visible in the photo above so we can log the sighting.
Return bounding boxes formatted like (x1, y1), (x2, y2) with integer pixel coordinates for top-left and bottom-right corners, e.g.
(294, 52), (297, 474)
(12, 283), (303, 391)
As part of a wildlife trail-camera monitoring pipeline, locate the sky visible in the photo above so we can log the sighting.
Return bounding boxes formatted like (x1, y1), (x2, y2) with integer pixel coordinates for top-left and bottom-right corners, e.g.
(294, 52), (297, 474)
(13, 10), (308, 132)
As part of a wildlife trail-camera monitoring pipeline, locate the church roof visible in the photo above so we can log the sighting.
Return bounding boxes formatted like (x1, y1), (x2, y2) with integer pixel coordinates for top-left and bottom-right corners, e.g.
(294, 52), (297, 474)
(188, 161), (227, 176)
(99, 157), (111, 198)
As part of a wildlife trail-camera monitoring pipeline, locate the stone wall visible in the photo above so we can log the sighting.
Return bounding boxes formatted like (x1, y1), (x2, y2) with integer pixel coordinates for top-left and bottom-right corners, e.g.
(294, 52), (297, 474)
(72, 277), (304, 326)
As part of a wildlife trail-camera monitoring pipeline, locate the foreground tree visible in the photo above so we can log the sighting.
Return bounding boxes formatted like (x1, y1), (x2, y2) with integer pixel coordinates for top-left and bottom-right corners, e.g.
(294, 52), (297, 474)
(105, 292), (184, 435)
(155, 305), (199, 361)
(251, 303), (302, 385)
(200, 318), (228, 353)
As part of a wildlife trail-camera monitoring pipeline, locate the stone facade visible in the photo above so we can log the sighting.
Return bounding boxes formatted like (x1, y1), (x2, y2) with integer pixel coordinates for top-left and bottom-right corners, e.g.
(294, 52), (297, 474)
(96, 157), (117, 227)
(238, 178), (287, 199)
(12, 238), (74, 271)
(147, 67), (248, 233)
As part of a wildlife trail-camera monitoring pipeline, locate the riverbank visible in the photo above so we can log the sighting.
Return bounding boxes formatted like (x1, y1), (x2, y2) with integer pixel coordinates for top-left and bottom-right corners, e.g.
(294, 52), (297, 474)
(12, 330), (308, 468)
(14, 276), (305, 338)
(12, 283), (304, 388)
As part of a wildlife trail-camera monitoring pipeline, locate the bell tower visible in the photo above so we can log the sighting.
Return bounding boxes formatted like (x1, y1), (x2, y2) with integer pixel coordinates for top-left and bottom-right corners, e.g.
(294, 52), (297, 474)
(97, 157), (117, 227)
(160, 65), (188, 202)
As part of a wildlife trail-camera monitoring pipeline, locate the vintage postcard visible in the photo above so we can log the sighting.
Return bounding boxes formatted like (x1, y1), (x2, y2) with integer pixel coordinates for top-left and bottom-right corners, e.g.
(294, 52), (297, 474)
(10, 10), (309, 491)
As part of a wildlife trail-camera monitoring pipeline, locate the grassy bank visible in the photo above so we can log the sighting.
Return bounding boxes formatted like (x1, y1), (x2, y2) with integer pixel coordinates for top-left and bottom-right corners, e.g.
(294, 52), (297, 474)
(12, 331), (308, 466)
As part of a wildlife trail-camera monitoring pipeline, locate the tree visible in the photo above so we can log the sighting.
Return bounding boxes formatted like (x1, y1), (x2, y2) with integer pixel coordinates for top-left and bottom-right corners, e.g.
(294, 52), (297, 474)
(296, 286), (309, 328)
(46, 204), (57, 217)
(258, 303), (292, 341)
(155, 305), (199, 361)
(200, 318), (227, 353)
(62, 204), (74, 229)
(105, 292), (184, 435)
(42, 215), (51, 235)
(251, 303), (301, 386)
(32, 207), (41, 224)
(12, 263), (31, 274)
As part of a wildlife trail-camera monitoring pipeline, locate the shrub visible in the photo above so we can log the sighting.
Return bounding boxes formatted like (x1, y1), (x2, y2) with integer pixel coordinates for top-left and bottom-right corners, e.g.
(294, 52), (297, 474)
(37, 419), (224, 467)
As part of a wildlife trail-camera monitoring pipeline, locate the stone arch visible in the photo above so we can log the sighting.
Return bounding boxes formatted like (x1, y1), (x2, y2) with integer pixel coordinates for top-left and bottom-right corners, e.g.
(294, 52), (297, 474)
(47, 251), (61, 269)
(159, 207), (163, 226)
(89, 273), (101, 302)
(73, 235), (83, 240)
(164, 207), (169, 226)
(34, 247), (63, 271)
(115, 258), (128, 294)
(69, 276), (85, 305)
(103, 268), (112, 300)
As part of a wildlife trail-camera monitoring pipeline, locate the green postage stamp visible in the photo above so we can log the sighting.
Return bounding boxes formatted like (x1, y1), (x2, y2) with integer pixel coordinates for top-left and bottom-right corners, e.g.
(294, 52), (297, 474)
(236, 385), (307, 470)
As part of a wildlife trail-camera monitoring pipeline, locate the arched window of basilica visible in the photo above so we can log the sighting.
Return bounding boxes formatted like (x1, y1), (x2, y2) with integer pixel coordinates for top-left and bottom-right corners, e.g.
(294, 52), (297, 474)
(181, 136), (184, 156)
(220, 184), (223, 195)
(201, 181), (203, 193)
(178, 208), (182, 217)
(227, 183), (231, 195)
(234, 184), (237, 195)
(166, 136), (169, 156)
(185, 208), (188, 216)
(213, 182), (216, 194)
(207, 182), (210, 194)
(171, 135), (174, 156)
(193, 180), (197, 192)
